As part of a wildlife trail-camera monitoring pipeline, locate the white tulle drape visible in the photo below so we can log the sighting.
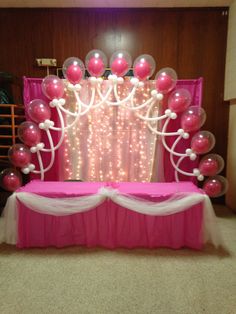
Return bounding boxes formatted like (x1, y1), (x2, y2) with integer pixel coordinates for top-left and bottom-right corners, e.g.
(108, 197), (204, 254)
(60, 81), (160, 182)
(0, 187), (223, 247)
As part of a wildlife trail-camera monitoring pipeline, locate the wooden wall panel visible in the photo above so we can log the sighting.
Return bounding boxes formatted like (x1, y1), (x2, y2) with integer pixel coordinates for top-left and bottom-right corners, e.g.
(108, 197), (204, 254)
(0, 7), (229, 176)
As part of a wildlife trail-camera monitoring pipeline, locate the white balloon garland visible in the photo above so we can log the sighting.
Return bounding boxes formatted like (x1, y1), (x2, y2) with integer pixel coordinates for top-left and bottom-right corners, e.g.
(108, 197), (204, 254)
(21, 76), (205, 182)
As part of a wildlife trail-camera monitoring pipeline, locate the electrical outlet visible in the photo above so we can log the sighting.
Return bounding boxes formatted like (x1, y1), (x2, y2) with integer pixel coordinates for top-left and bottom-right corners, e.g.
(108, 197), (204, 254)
(36, 58), (57, 67)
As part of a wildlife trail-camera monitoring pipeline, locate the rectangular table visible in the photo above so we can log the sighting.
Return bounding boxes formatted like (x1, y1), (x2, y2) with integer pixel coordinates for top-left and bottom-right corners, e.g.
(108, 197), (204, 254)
(16, 181), (204, 249)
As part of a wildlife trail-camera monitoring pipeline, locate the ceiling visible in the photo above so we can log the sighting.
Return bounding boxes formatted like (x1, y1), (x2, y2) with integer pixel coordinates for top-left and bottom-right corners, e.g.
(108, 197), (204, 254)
(0, 0), (232, 8)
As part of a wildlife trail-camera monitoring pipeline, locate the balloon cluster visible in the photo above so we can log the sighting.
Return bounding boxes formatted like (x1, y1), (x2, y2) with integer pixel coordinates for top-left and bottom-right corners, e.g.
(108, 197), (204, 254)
(0, 101), (48, 192)
(0, 49), (228, 198)
(159, 81), (227, 197)
(62, 50), (157, 83)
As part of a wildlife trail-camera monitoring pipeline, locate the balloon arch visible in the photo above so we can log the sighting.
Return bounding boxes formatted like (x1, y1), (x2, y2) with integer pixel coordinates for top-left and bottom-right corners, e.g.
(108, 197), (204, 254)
(0, 50), (228, 198)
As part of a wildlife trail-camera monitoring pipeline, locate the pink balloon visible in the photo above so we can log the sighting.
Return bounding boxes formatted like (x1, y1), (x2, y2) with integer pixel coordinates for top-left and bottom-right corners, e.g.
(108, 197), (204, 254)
(88, 57), (105, 77)
(133, 54), (155, 81)
(181, 107), (206, 132)
(134, 60), (151, 81)
(66, 64), (83, 84)
(199, 159), (218, 176)
(111, 57), (129, 76)
(203, 175), (228, 198)
(42, 75), (64, 100)
(0, 168), (22, 192)
(110, 51), (132, 77)
(168, 89), (191, 113)
(203, 179), (222, 197)
(192, 136), (210, 154)
(191, 131), (215, 154)
(156, 74), (173, 92)
(86, 50), (107, 77)
(181, 114), (201, 132)
(8, 144), (31, 168)
(28, 99), (51, 123)
(18, 121), (41, 147)
(155, 68), (177, 94)
(199, 154), (224, 176)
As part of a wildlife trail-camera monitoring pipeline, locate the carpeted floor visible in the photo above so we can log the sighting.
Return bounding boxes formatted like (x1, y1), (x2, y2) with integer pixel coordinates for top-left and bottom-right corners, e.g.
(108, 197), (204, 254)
(0, 205), (235, 314)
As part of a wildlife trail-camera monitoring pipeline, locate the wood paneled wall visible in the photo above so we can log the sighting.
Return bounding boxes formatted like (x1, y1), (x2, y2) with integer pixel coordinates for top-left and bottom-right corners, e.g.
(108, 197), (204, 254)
(0, 7), (229, 169)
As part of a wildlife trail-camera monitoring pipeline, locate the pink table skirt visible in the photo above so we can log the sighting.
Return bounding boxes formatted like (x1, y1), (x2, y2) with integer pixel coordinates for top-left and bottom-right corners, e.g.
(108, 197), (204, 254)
(17, 181), (204, 249)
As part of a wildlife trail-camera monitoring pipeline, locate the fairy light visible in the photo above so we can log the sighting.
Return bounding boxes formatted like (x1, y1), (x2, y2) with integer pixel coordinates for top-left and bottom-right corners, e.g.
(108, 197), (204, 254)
(58, 79), (159, 183)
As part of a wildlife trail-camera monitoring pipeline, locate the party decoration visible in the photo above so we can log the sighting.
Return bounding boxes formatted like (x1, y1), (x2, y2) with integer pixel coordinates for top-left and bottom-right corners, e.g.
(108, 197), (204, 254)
(18, 121), (41, 147)
(203, 175), (228, 198)
(110, 50), (132, 77)
(168, 88), (191, 113)
(8, 144), (31, 168)
(0, 168), (22, 191)
(199, 154), (224, 176)
(5, 51), (225, 198)
(42, 75), (64, 100)
(191, 131), (215, 154)
(86, 50), (107, 77)
(28, 99), (51, 123)
(181, 106), (206, 132)
(62, 57), (85, 84)
(133, 54), (156, 80)
(155, 68), (177, 94)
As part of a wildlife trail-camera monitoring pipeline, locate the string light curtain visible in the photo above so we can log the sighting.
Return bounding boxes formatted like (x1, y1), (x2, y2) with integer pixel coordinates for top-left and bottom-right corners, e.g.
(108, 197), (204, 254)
(61, 80), (160, 182)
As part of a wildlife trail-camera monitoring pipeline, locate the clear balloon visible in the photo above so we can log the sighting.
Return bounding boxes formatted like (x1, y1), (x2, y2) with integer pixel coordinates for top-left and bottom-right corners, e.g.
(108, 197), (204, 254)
(0, 168), (22, 192)
(42, 75), (64, 100)
(86, 50), (107, 77)
(8, 144), (31, 168)
(18, 121), (41, 147)
(110, 50), (132, 77)
(168, 88), (191, 113)
(199, 154), (224, 176)
(62, 57), (85, 84)
(191, 131), (215, 154)
(181, 106), (206, 132)
(28, 99), (51, 123)
(155, 68), (177, 94)
(203, 175), (228, 198)
(133, 54), (156, 81)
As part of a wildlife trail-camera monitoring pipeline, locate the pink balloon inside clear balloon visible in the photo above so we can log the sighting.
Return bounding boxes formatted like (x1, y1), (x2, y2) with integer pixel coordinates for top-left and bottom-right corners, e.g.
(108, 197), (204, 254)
(0, 168), (22, 192)
(203, 175), (228, 198)
(156, 74), (173, 92)
(199, 154), (224, 176)
(42, 75), (64, 100)
(200, 159), (218, 176)
(181, 114), (200, 132)
(133, 54), (155, 81)
(155, 68), (177, 94)
(110, 51), (132, 77)
(8, 144), (31, 168)
(28, 99), (51, 123)
(181, 107), (206, 132)
(86, 50), (107, 77)
(66, 64), (83, 84)
(111, 57), (129, 77)
(18, 121), (41, 147)
(134, 60), (151, 81)
(87, 57), (105, 77)
(63, 57), (85, 85)
(191, 131), (215, 154)
(203, 179), (222, 197)
(168, 89), (191, 113)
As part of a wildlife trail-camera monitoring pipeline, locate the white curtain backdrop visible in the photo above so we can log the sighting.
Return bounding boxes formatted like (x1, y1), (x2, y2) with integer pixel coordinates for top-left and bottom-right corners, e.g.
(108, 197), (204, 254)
(0, 188), (223, 248)
(60, 81), (161, 182)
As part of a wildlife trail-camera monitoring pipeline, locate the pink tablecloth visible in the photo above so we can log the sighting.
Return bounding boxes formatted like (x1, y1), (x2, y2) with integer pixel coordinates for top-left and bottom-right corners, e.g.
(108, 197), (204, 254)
(17, 181), (204, 249)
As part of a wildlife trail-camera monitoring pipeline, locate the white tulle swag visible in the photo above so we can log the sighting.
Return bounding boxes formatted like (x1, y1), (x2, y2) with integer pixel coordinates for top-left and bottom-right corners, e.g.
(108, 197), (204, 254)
(0, 187), (223, 247)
